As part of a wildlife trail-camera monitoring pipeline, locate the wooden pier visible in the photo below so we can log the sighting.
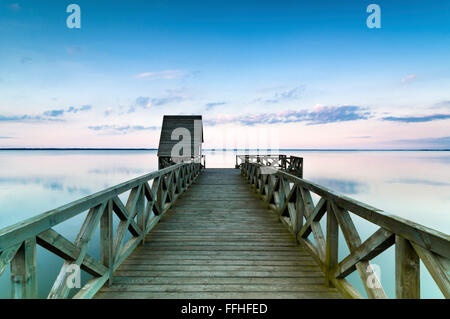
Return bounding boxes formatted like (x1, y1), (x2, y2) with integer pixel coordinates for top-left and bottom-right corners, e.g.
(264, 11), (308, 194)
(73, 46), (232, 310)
(0, 114), (449, 299)
(95, 168), (341, 299)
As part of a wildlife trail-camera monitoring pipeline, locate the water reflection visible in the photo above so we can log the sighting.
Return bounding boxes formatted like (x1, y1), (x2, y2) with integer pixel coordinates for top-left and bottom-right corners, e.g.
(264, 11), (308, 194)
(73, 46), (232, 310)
(387, 178), (450, 187)
(0, 177), (92, 194)
(0, 176), (64, 185)
(309, 177), (369, 195)
(88, 167), (149, 175)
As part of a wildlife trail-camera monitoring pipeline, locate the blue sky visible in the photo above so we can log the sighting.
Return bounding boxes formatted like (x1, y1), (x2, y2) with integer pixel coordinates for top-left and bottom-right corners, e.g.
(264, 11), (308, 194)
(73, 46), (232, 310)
(1, 0), (450, 148)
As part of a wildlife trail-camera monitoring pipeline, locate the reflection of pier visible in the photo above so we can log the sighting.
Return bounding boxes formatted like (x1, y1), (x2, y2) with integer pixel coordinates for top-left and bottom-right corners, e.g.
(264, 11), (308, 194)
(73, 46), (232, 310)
(0, 116), (449, 299)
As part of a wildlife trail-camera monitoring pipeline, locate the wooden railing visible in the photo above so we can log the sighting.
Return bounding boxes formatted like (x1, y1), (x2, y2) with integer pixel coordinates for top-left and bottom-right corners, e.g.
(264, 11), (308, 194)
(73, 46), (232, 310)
(240, 162), (450, 299)
(159, 155), (206, 170)
(0, 161), (202, 299)
(236, 155), (303, 178)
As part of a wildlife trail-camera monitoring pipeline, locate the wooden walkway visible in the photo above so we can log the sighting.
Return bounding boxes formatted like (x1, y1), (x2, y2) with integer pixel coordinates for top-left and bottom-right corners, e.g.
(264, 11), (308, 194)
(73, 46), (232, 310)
(95, 169), (342, 299)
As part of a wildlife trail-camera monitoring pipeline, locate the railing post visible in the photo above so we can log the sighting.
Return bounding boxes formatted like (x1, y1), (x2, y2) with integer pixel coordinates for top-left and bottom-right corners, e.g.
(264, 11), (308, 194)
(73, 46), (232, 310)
(137, 186), (146, 240)
(293, 186), (304, 237)
(100, 200), (114, 286)
(281, 155), (287, 170)
(300, 158), (303, 178)
(10, 238), (37, 299)
(278, 177), (286, 214)
(157, 176), (165, 213)
(325, 201), (338, 287)
(395, 236), (420, 298)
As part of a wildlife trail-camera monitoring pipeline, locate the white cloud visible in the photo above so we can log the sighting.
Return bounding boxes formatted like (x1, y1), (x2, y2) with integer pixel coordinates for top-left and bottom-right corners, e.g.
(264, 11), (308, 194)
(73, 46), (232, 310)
(88, 124), (159, 135)
(204, 105), (371, 126)
(135, 70), (185, 80)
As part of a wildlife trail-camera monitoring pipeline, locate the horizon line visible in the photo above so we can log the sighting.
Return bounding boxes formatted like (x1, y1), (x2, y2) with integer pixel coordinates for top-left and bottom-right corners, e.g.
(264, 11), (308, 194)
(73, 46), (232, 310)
(0, 148), (449, 152)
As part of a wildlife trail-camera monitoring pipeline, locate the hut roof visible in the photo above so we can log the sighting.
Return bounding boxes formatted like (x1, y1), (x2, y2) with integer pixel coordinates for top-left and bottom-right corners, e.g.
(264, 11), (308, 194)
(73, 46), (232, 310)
(157, 115), (203, 157)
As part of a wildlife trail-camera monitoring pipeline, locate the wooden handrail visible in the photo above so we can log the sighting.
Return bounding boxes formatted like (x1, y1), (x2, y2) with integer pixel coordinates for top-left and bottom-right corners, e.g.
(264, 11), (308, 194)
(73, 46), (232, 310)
(159, 155), (206, 169)
(0, 161), (202, 299)
(240, 161), (450, 299)
(235, 154), (303, 177)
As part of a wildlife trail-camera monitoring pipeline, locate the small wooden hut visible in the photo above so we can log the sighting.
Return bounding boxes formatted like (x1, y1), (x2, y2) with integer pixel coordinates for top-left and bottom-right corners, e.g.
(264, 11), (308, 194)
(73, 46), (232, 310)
(157, 115), (204, 169)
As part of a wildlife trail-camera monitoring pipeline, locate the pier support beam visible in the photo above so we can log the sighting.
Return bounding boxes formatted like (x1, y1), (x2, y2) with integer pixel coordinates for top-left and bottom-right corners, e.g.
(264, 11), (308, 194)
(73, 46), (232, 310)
(325, 201), (338, 287)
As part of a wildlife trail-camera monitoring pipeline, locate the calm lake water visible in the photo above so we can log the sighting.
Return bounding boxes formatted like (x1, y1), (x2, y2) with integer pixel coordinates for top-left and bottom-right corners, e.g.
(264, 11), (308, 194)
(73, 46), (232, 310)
(0, 150), (449, 298)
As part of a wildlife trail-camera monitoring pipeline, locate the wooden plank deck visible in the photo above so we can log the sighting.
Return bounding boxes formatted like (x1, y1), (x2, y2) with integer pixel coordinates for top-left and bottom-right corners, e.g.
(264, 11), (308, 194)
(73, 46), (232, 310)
(95, 168), (343, 299)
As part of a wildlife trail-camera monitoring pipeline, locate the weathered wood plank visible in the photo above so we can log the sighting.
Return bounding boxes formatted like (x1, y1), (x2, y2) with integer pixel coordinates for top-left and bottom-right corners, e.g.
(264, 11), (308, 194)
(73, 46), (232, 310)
(121, 259), (317, 266)
(335, 228), (395, 279)
(411, 242), (450, 298)
(110, 276), (325, 285)
(100, 199), (113, 286)
(326, 201), (338, 287)
(146, 234), (293, 239)
(48, 203), (106, 299)
(96, 291), (341, 299)
(396, 236), (420, 299)
(100, 284), (337, 293)
(298, 197), (327, 239)
(73, 274), (109, 299)
(331, 202), (387, 299)
(331, 278), (363, 299)
(10, 238), (37, 299)
(141, 246), (304, 252)
(127, 249), (311, 258)
(142, 241), (298, 247)
(113, 270), (325, 277)
(116, 263), (320, 271)
(0, 243), (21, 276)
(36, 229), (107, 277)
(299, 188), (326, 262)
(110, 276), (326, 286)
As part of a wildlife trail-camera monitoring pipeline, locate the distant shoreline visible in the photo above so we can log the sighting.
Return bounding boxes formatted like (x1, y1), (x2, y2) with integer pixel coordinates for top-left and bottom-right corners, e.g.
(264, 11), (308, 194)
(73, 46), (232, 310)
(0, 148), (449, 152)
